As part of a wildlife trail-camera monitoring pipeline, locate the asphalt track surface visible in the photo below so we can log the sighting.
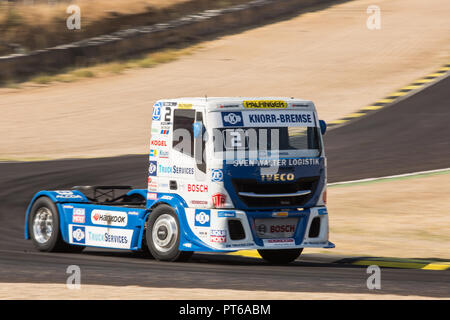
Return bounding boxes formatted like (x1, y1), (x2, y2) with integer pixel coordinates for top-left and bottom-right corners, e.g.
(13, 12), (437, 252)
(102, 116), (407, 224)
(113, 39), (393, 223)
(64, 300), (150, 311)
(0, 76), (449, 298)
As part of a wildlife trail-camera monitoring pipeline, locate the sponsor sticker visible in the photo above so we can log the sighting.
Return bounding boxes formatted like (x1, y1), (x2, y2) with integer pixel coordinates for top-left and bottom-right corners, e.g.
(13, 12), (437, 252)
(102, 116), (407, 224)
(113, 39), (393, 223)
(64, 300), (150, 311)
(72, 208), (85, 223)
(217, 211), (236, 218)
(222, 112), (243, 127)
(91, 210), (128, 227)
(147, 192), (157, 200)
(70, 225), (133, 249)
(149, 161), (157, 176)
(150, 149), (157, 157)
(211, 169), (224, 182)
(243, 100), (287, 109)
(152, 103), (162, 121)
(210, 230), (227, 243)
(188, 184), (209, 192)
(71, 226), (85, 244)
(263, 238), (295, 247)
(220, 111), (315, 128)
(159, 150), (169, 159)
(150, 140), (167, 147)
(195, 209), (211, 227)
(178, 103), (193, 109)
(55, 190), (83, 199)
(212, 193), (226, 208)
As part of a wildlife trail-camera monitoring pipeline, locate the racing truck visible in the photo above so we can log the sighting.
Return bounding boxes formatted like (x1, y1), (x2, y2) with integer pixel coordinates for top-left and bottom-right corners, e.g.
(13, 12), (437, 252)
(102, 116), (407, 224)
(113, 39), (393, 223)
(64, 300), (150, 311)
(25, 97), (334, 264)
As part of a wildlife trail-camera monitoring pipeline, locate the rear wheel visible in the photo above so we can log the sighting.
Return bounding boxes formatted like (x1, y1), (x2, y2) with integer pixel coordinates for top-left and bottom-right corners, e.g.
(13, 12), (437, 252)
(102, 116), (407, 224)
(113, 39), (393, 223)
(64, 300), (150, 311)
(146, 204), (193, 262)
(257, 248), (303, 264)
(29, 197), (84, 253)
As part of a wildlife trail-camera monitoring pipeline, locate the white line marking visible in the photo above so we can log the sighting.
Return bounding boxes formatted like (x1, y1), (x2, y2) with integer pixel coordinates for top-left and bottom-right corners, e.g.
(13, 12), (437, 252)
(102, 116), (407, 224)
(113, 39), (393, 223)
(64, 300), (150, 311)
(328, 167), (450, 186)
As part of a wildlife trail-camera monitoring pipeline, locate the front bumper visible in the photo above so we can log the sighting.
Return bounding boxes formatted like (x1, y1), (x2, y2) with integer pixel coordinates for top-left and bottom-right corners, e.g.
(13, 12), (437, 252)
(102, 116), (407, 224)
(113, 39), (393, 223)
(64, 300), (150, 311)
(183, 206), (334, 251)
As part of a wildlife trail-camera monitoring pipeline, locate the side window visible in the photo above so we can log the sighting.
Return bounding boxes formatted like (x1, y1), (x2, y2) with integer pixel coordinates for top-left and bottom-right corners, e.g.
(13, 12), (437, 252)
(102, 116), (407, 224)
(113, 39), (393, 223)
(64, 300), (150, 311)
(172, 109), (195, 157)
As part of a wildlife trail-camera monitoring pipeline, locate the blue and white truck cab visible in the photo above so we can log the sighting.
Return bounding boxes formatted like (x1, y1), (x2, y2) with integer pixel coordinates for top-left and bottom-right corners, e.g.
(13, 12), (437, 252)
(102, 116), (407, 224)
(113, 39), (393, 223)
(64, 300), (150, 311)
(25, 97), (334, 263)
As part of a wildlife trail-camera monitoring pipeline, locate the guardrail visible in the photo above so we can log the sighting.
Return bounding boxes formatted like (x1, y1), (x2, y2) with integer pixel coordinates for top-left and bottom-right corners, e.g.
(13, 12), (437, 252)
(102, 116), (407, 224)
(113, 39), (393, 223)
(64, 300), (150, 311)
(0, 0), (338, 82)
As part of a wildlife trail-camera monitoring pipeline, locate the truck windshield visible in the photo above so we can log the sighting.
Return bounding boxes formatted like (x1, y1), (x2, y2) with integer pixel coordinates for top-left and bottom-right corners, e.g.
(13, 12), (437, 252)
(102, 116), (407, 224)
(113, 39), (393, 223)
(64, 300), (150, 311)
(213, 126), (321, 157)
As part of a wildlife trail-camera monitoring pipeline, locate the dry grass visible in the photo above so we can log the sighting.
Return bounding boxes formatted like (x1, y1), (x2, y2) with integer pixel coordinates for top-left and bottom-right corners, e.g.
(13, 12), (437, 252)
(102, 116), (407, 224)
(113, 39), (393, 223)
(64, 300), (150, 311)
(25, 45), (199, 86)
(0, 0), (250, 55)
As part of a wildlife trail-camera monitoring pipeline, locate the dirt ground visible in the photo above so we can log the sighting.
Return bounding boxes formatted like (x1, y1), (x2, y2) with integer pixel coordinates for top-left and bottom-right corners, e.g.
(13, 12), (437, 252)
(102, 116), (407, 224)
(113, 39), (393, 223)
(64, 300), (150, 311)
(306, 172), (450, 259)
(0, 0), (449, 160)
(0, 283), (443, 300)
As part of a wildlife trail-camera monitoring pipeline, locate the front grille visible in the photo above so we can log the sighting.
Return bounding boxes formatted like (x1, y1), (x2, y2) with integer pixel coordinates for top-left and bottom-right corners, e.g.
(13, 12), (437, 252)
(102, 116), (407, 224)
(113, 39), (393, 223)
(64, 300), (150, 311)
(232, 176), (319, 208)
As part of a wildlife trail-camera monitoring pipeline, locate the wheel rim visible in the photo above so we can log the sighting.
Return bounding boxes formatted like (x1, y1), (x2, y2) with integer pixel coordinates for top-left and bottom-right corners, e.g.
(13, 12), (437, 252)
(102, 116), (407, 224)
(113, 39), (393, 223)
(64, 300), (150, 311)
(32, 207), (54, 244)
(152, 214), (178, 253)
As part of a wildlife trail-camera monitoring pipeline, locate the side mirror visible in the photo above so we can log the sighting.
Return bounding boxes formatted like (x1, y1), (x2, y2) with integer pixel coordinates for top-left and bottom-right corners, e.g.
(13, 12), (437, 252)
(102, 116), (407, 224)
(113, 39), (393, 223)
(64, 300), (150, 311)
(319, 120), (327, 135)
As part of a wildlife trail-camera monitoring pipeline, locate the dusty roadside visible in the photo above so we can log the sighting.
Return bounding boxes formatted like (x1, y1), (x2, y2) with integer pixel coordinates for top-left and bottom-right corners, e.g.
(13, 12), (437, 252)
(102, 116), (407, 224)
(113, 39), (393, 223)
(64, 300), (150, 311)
(307, 172), (450, 259)
(0, 0), (449, 160)
(0, 283), (443, 300)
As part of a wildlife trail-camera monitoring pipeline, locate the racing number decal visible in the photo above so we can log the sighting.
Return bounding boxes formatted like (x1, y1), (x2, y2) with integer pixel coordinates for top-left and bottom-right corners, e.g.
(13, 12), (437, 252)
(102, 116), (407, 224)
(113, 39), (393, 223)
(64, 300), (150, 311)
(164, 107), (172, 122)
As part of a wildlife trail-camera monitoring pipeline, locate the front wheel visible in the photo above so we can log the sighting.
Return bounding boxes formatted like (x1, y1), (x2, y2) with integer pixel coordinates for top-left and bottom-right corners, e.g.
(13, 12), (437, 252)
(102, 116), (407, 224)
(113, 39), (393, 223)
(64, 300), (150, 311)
(146, 205), (193, 262)
(257, 248), (303, 264)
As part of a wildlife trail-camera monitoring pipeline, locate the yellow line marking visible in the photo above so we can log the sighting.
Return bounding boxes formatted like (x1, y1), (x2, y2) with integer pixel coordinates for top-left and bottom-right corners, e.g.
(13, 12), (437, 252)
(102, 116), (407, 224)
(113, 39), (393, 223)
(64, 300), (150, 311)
(414, 79), (435, 83)
(328, 119), (349, 125)
(401, 85), (422, 90)
(228, 250), (261, 258)
(353, 260), (450, 270)
(422, 264), (450, 271)
(344, 112), (366, 118)
(353, 260), (427, 269)
(361, 105), (384, 111)
(439, 67), (450, 71)
(388, 91), (408, 97)
(427, 73), (445, 77)
(376, 98), (395, 103)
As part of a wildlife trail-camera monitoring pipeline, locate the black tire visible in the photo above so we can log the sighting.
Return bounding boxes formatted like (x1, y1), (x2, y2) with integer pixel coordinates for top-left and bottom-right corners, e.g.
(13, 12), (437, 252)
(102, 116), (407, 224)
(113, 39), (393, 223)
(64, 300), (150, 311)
(28, 197), (84, 253)
(146, 204), (193, 262)
(257, 248), (303, 264)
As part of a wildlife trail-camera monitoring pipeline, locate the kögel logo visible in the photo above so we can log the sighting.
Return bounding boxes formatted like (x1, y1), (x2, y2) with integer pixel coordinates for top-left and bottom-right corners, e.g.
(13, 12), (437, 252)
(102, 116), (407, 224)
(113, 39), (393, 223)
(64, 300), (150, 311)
(90, 210), (128, 227)
(243, 100), (287, 109)
(260, 173), (295, 182)
(151, 140), (167, 146)
(222, 112), (243, 127)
